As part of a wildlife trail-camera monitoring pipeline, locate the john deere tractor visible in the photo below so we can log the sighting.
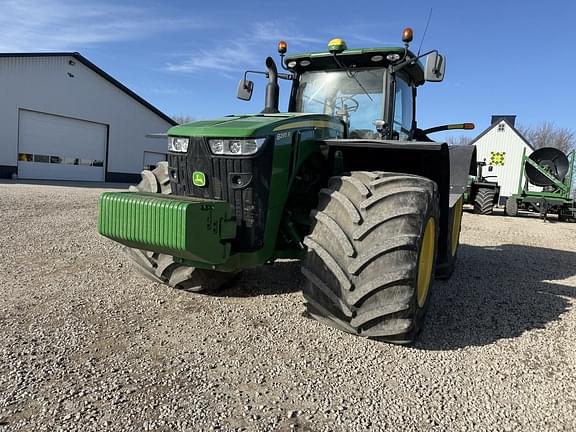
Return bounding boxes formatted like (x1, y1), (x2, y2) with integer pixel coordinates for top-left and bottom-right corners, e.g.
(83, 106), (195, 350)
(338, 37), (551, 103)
(464, 160), (500, 215)
(98, 28), (476, 343)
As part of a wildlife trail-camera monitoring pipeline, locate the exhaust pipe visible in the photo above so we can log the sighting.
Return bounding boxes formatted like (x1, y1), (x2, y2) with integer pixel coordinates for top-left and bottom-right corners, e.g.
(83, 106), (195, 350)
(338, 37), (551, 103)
(262, 57), (279, 114)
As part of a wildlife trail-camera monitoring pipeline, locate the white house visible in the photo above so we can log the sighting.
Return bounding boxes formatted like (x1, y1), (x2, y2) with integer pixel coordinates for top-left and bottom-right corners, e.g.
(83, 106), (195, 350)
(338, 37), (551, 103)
(470, 115), (536, 202)
(0, 52), (176, 182)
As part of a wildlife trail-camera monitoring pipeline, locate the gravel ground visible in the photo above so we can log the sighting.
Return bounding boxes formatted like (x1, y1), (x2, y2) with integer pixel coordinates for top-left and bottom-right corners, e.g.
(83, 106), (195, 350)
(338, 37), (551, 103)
(1, 181), (575, 432)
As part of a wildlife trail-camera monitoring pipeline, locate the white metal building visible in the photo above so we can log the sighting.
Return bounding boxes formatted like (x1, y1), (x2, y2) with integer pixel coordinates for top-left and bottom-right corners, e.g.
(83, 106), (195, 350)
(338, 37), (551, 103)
(470, 115), (536, 202)
(0, 53), (176, 182)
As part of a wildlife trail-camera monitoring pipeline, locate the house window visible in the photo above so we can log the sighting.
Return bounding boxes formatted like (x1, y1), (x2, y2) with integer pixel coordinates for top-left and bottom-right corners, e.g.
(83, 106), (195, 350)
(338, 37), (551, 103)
(497, 123), (505, 132)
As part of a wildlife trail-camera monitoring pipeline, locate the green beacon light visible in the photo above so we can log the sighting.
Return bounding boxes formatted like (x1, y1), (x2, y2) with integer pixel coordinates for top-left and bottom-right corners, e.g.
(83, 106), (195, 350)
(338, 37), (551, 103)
(328, 38), (347, 54)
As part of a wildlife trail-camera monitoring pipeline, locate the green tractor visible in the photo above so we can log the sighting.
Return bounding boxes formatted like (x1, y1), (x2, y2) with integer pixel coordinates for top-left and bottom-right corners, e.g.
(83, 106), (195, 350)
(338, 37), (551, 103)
(98, 29), (476, 343)
(505, 147), (575, 221)
(464, 160), (500, 215)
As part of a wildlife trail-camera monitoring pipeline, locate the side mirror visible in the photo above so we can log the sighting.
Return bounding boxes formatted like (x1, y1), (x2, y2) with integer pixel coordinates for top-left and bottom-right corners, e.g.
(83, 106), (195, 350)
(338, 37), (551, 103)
(237, 79), (254, 101)
(425, 52), (446, 82)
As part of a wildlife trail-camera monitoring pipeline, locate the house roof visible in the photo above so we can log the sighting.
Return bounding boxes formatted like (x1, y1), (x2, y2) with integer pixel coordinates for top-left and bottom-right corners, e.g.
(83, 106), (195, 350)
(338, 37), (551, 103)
(469, 118), (535, 150)
(0, 52), (177, 126)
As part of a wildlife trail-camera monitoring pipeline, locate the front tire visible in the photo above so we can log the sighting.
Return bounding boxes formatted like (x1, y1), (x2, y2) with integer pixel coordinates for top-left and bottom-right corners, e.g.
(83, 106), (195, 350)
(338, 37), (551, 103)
(301, 171), (440, 343)
(125, 162), (237, 292)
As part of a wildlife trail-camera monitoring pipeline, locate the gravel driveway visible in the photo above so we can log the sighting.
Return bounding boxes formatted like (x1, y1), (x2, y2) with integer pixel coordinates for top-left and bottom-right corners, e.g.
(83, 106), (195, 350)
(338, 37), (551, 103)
(1, 182), (575, 431)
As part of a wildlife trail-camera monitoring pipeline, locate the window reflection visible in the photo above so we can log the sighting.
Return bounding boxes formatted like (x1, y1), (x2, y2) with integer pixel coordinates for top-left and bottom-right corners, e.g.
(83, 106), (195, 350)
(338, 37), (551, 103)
(18, 153), (103, 167)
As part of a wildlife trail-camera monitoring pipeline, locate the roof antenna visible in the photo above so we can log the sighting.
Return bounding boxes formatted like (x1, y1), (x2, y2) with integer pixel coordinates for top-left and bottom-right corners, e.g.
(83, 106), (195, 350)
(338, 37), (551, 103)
(417, 8), (433, 56)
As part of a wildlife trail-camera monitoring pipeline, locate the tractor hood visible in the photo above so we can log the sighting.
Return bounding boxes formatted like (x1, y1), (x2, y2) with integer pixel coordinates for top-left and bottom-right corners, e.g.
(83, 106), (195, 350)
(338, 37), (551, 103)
(168, 113), (344, 138)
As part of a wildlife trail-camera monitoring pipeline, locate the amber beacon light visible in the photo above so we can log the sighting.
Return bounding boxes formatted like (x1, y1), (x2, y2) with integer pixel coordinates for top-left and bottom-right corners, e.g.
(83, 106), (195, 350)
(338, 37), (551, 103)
(402, 27), (414, 44)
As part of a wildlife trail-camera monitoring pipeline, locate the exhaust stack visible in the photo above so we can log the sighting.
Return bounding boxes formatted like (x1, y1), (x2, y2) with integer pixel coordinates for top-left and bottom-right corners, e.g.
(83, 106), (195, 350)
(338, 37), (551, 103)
(262, 57), (279, 114)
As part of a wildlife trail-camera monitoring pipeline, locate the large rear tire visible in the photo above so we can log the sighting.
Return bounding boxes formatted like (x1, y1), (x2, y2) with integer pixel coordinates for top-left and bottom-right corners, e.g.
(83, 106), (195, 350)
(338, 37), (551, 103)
(302, 171), (440, 343)
(125, 162), (237, 292)
(473, 188), (496, 215)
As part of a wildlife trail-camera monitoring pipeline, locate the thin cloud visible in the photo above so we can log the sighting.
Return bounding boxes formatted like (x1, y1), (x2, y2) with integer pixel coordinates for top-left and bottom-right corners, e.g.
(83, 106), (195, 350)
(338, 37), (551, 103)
(252, 21), (323, 45)
(165, 19), (404, 76)
(165, 21), (323, 75)
(150, 87), (180, 95)
(0, 0), (206, 52)
(166, 42), (261, 74)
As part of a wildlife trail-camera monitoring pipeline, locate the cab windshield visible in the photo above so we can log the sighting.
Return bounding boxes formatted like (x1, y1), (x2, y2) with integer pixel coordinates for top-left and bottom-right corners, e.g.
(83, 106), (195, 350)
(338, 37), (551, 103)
(294, 68), (385, 137)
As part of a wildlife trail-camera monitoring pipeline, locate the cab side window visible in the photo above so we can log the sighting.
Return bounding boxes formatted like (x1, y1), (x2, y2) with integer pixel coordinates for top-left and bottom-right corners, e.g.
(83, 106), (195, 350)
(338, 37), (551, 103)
(393, 77), (414, 140)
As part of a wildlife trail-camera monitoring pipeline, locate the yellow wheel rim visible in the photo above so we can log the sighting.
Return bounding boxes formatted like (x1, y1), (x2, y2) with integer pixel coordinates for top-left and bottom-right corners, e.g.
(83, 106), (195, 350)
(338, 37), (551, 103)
(417, 217), (436, 308)
(451, 197), (464, 256)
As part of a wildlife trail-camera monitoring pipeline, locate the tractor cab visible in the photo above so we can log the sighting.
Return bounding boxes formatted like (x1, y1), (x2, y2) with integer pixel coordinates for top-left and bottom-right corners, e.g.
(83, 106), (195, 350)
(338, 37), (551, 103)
(286, 44), (425, 141)
(238, 31), (448, 142)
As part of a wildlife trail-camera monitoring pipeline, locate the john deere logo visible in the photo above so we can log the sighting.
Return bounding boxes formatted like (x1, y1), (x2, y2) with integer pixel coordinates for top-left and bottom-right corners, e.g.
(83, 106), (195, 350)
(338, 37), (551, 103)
(192, 171), (206, 187)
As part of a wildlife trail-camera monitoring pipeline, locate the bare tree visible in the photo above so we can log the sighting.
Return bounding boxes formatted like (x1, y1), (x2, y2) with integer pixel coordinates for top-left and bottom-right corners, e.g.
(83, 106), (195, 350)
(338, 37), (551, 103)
(172, 115), (194, 125)
(516, 122), (575, 153)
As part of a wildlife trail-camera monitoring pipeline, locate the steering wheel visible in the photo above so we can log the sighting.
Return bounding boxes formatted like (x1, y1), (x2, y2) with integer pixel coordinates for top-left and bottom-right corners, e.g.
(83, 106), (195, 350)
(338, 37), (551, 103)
(335, 96), (360, 113)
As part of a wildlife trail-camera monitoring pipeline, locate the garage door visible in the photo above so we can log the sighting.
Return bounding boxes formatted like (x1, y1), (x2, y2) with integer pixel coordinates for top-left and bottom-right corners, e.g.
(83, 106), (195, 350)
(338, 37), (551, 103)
(143, 151), (167, 170)
(17, 110), (107, 181)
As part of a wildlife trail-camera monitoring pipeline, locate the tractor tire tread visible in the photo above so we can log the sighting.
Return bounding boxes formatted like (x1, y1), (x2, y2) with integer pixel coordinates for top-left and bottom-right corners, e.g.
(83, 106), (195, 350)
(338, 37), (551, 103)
(302, 171), (439, 343)
(474, 188), (496, 215)
(319, 188), (362, 224)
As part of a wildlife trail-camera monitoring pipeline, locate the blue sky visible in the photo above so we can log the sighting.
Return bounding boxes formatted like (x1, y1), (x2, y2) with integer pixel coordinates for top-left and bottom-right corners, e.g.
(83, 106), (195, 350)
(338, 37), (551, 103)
(1, 0), (575, 140)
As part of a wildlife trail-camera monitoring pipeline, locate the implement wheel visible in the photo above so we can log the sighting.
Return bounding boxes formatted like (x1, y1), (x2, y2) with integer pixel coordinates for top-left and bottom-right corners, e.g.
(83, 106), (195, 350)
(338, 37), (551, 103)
(125, 162), (237, 292)
(302, 171), (439, 343)
(505, 197), (518, 217)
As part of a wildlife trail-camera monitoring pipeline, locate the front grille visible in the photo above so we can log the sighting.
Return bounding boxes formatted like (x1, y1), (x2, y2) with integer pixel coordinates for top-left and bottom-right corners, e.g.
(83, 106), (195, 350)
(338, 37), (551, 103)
(168, 137), (274, 252)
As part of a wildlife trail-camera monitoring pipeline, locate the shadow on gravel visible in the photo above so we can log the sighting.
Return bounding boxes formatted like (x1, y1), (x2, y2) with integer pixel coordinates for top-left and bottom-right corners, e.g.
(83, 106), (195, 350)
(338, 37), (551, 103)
(417, 243), (576, 350)
(213, 261), (304, 298)
(465, 206), (564, 222)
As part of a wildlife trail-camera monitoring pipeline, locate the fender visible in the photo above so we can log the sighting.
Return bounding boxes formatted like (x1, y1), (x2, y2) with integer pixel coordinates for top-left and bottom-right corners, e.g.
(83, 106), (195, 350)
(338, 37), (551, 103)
(324, 139), (477, 270)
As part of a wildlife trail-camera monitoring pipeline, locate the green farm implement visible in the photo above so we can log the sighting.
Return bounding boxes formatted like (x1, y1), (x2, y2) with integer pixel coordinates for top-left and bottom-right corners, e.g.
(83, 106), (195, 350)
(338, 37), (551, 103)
(98, 28), (477, 342)
(505, 147), (575, 221)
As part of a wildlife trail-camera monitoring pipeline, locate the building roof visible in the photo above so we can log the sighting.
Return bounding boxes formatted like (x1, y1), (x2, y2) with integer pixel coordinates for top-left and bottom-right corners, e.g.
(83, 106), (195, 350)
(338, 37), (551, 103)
(0, 52), (177, 126)
(491, 115), (516, 127)
(469, 117), (535, 150)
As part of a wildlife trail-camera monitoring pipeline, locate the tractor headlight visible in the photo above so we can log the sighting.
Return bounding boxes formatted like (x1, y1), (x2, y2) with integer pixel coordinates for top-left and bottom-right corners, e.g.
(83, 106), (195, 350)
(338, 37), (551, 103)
(208, 138), (266, 155)
(168, 137), (190, 153)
